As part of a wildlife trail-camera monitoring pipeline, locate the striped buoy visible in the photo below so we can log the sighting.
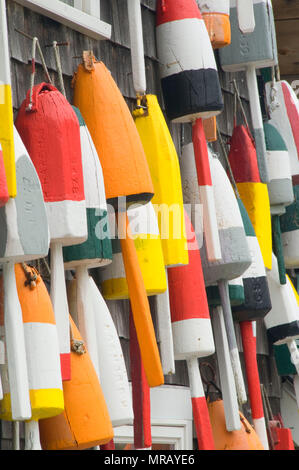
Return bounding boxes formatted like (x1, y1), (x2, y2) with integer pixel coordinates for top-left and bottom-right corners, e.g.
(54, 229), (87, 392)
(16, 83), (88, 382)
(265, 255), (299, 383)
(39, 316), (114, 450)
(73, 56), (163, 389)
(232, 198), (271, 323)
(0, 126), (49, 421)
(67, 277), (134, 428)
(0, 0), (16, 198)
(228, 124), (272, 270)
(156, 0), (223, 123)
(0, 264), (64, 423)
(100, 203), (167, 299)
(265, 80), (299, 269)
(197, 0), (231, 49)
(0, 143), (9, 207)
(264, 121), (294, 215)
(133, 94), (188, 268)
(219, 0), (278, 183)
(201, 151), (251, 406)
(208, 399), (264, 450)
(168, 212), (215, 450)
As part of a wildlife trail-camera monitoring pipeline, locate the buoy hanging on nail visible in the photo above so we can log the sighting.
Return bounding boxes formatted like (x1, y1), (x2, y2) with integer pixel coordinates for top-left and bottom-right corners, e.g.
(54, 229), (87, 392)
(168, 212), (215, 450)
(156, 0), (224, 123)
(16, 83), (88, 382)
(0, 264), (64, 422)
(197, 0), (231, 49)
(228, 124), (272, 270)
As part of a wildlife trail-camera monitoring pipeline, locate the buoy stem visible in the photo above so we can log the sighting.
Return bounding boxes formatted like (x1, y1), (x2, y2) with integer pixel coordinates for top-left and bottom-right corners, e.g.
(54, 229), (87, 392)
(272, 215), (287, 285)
(25, 420), (42, 451)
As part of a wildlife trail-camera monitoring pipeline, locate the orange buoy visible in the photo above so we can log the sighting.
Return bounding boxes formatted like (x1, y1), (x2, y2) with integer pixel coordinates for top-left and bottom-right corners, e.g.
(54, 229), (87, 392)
(197, 0), (231, 49)
(39, 316), (114, 450)
(203, 117), (217, 143)
(208, 399), (264, 450)
(72, 56), (154, 208)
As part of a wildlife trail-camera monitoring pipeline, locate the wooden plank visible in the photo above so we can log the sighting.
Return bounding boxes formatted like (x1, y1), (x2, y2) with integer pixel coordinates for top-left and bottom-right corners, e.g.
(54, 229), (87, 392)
(273, 0), (299, 21)
(275, 18), (299, 76)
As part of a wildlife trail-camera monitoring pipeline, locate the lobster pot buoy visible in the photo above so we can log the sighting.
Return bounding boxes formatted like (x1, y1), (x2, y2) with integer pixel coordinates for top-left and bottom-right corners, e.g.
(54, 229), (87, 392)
(197, 0), (231, 49)
(265, 255), (299, 348)
(0, 144), (9, 206)
(16, 83), (88, 381)
(265, 81), (299, 269)
(264, 121), (294, 215)
(201, 152), (251, 285)
(208, 400), (264, 450)
(232, 199), (271, 322)
(168, 212), (215, 450)
(156, 0), (223, 123)
(72, 58), (154, 209)
(0, 0), (17, 198)
(219, 0), (277, 72)
(133, 94), (188, 267)
(228, 124), (272, 270)
(0, 264), (64, 421)
(206, 277), (245, 308)
(39, 316), (114, 450)
(100, 203), (167, 299)
(67, 278), (134, 427)
(63, 107), (112, 269)
(0, 127), (49, 421)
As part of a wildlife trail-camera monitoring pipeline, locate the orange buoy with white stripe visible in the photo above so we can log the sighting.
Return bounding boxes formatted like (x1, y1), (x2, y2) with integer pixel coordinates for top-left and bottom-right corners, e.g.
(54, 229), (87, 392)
(228, 124), (272, 270)
(0, 264), (64, 422)
(197, 0), (231, 49)
(208, 399), (264, 450)
(39, 316), (114, 450)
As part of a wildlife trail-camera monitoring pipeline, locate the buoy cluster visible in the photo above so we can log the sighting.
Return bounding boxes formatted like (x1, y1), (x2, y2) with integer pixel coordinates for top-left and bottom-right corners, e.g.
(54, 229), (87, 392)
(0, 0), (298, 451)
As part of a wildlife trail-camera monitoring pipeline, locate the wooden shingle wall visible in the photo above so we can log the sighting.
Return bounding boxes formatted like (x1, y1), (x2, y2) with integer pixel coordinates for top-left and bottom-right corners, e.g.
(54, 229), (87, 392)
(0, 0), (283, 449)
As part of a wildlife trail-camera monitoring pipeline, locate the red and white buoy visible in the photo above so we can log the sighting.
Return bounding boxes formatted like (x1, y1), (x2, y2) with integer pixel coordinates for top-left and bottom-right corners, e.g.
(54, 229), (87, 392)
(168, 212), (215, 450)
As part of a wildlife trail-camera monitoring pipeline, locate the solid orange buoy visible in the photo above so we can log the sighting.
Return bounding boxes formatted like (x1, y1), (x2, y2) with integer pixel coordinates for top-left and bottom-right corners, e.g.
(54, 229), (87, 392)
(72, 57), (154, 208)
(208, 399), (264, 450)
(39, 316), (114, 450)
(197, 0), (231, 49)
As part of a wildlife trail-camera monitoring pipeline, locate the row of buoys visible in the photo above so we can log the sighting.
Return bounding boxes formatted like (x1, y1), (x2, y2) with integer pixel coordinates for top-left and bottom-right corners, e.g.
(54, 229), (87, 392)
(0, 0), (297, 452)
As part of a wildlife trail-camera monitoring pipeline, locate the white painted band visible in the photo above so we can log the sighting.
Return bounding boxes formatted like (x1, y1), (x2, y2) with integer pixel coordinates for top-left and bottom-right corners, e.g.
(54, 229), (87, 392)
(197, 0), (230, 15)
(46, 199), (87, 245)
(172, 318), (215, 361)
(242, 236), (266, 280)
(157, 18), (217, 79)
(266, 149), (292, 182)
(253, 417), (269, 450)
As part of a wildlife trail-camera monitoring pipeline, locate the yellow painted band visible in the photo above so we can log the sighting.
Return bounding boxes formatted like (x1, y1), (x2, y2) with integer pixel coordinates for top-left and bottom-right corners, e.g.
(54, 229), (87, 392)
(237, 182), (272, 270)
(0, 389), (64, 421)
(102, 237), (167, 299)
(0, 85), (17, 198)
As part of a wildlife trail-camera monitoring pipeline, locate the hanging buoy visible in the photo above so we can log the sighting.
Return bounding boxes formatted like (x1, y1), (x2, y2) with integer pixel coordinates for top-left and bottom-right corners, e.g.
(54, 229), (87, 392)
(100, 203), (167, 299)
(265, 80), (299, 269)
(39, 316), (114, 450)
(219, 0), (278, 183)
(0, 0), (17, 198)
(208, 399), (264, 450)
(0, 144), (9, 206)
(156, 0), (223, 123)
(228, 124), (272, 270)
(67, 277), (134, 428)
(73, 55), (163, 388)
(16, 83), (88, 382)
(201, 151), (251, 406)
(0, 127), (49, 421)
(0, 264), (64, 422)
(133, 95), (188, 267)
(168, 212), (215, 450)
(197, 0), (231, 49)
